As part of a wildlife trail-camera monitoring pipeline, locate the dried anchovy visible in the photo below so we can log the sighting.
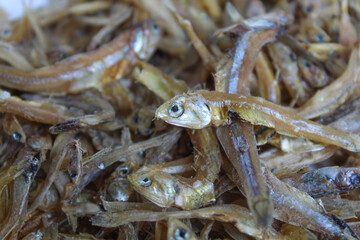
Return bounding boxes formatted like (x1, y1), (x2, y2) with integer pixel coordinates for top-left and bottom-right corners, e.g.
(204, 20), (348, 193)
(1, 0), (360, 239)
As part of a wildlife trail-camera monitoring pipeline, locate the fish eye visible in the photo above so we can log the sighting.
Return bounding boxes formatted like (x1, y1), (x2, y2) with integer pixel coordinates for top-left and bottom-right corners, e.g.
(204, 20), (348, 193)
(304, 5), (313, 13)
(139, 177), (152, 187)
(168, 102), (184, 118)
(350, 174), (360, 186)
(290, 52), (297, 61)
(174, 228), (189, 240)
(151, 22), (160, 34)
(12, 132), (22, 142)
(303, 60), (311, 69)
(118, 166), (130, 177)
(1, 29), (11, 37)
(69, 171), (77, 178)
(315, 34), (324, 42)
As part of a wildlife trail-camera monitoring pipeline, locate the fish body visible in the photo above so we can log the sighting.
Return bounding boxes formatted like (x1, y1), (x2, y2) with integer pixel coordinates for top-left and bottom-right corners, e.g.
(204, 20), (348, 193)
(299, 166), (360, 197)
(0, 20), (161, 93)
(156, 91), (360, 152)
(128, 167), (215, 210)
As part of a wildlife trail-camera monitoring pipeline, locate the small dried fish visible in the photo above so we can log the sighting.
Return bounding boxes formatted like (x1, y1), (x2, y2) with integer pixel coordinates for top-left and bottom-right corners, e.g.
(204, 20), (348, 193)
(128, 128), (221, 210)
(156, 91), (360, 152)
(0, 0), (359, 238)
(299, 45), (360, 119)
(0, 21), (161, 93)
(284, 166), (360, 197)
(91, 204), (280, 238)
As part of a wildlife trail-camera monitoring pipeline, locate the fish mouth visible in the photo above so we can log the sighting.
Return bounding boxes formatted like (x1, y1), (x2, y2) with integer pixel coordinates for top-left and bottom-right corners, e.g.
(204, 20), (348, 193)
(163, 120), (192, 129)
(154, 109), (165, 120)
(157, 115), (204, 129)
(154, 104), (170, 120)
(156, 112), (203, 129)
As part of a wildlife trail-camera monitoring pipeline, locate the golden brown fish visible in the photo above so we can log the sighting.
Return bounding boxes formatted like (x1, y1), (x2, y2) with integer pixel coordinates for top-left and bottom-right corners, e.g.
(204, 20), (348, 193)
(155, 91), (360, 152)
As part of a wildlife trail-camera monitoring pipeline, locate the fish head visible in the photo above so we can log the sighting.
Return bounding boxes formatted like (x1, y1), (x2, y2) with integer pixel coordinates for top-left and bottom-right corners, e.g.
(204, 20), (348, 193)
(155, 94), (212, 129)
(132, 20), (162, 60)
(167, 218), (197, 240)
(128, 167), (177, 207)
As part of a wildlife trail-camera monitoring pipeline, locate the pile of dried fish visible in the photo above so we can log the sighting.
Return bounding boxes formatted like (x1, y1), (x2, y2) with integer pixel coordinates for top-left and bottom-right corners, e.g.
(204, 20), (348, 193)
(1, 0), (360, 239)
